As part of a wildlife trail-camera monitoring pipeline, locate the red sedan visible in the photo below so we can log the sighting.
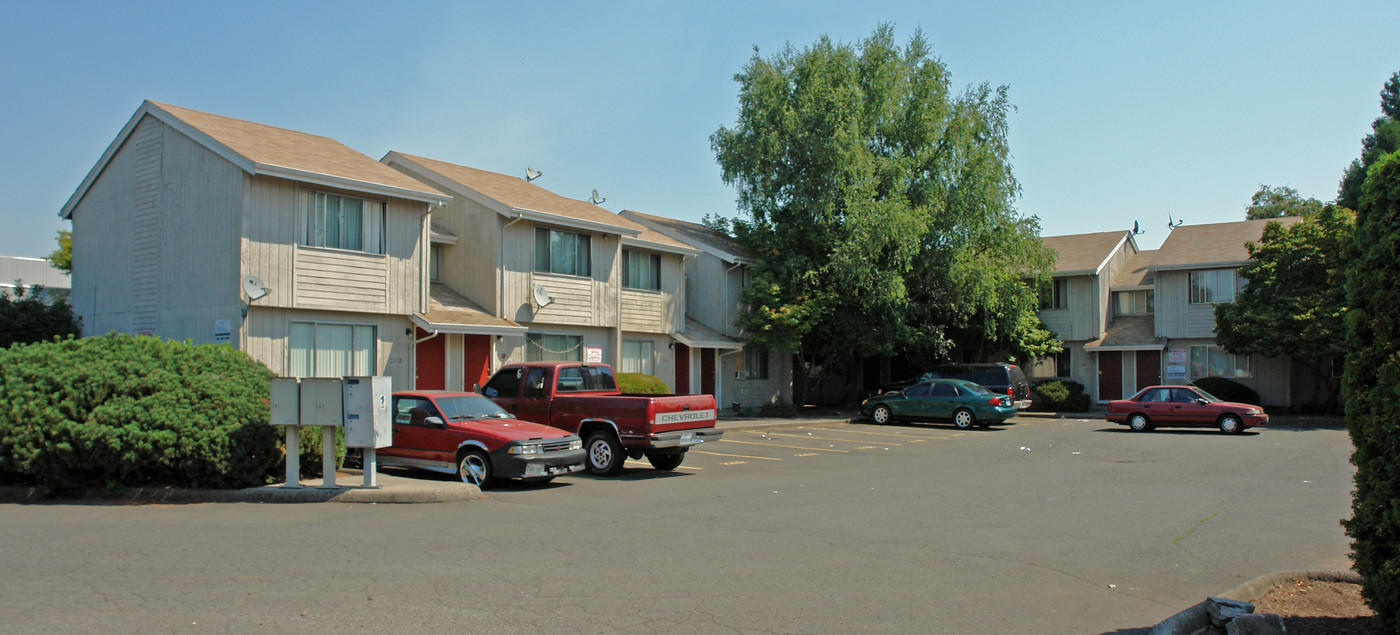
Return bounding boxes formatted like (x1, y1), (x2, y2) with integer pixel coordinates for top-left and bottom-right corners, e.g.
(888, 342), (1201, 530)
(1106, 385), (1268, 434)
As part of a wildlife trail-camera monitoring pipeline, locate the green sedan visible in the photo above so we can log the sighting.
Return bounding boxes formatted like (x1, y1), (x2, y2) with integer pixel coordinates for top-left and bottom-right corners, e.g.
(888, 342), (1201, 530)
(860, 378), (1018, 429)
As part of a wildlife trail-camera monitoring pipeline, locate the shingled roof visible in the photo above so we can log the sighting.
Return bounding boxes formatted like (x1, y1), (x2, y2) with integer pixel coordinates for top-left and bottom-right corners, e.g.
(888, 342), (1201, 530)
(61, 101), (448, 219)
(1151, 217), (1302, 271)
(620, 209), (750, 264)
(1040, 230), (1132, 276)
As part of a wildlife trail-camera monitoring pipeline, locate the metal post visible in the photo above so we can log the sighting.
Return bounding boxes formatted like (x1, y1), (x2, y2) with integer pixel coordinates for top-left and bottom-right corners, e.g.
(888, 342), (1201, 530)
(319, 426), (338, 489)
(362, 448), (380, 489)
(283, 426), (303, 488)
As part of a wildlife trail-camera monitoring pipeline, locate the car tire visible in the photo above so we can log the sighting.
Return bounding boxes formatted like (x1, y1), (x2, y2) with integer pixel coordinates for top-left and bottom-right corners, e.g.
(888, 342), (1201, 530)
(953, 408), (976, 430)
(1219, 414), (1244, 435)
(457, 448), (493, 488)
(585, 430), (626, 476)
(646, 451), (685, 471)
(872, 404), (894, 425)
(1129, 413), (1152, 432)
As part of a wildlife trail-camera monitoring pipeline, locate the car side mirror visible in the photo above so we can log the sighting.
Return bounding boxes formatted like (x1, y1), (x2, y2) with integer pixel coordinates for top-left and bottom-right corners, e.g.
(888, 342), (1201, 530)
(472, 383), (481, 393)
(1196, 398), (1209, 405)
(425, 416), (445, 427)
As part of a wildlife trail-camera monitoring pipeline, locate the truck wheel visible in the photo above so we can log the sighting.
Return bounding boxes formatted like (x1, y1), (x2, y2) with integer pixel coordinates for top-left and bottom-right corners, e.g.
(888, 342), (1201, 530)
(457, 448), (493, 488)
(646, 451), (685, 471)
(585, 431), (625, 476)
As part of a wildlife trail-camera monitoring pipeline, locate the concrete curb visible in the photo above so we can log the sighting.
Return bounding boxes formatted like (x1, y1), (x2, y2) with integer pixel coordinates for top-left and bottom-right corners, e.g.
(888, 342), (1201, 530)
(0, 475), (483, 505)
(1150, 570), (1364, 634)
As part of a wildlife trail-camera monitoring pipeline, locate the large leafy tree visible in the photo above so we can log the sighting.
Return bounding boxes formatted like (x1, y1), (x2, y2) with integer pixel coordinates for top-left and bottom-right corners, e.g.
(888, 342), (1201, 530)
(1343, 151), (1400, 630)
(1339, 71), (1400, 209)
(711, 25), (1054, 402)
(1215, 206), (1353, 410)
(1243, 184), (1325, 220)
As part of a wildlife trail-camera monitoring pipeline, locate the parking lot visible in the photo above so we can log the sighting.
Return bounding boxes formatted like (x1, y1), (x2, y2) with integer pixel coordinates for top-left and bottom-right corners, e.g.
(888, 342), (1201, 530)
(0, 413), (1355, 633)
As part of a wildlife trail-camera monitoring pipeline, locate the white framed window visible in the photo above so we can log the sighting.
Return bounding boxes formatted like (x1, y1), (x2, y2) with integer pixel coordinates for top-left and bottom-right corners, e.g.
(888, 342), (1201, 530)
(1040, 278), (1068, 310)
(299, 191), (385, 254)
(534, 228), (591, 277)
(620, 340), (654, 374)
(1030, 352), (1071, 379)
(526, 333), (583, 362)
(1189, 269), (1242, 304)
(1189, 345), (1251, 379)
(288, 322), (376, 377)
(1114, 290), (1154, 315)
(741, 345), (769, 380)
(623, 250), (661, 291)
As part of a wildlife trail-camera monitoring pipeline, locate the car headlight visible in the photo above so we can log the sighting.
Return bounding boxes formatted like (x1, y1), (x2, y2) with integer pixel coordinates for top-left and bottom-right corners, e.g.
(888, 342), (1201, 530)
(568, 439), (583, 451)
(507, 443), (543, 455)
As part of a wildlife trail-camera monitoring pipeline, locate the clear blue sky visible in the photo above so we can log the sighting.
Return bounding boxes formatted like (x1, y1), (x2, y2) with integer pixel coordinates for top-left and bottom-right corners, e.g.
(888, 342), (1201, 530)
(2, 1), (1396, 259)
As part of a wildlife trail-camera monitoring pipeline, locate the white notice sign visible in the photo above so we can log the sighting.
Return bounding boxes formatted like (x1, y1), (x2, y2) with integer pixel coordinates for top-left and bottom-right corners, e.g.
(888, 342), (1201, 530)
(214, 319), (232, 344)
(585, 346), (603, 363)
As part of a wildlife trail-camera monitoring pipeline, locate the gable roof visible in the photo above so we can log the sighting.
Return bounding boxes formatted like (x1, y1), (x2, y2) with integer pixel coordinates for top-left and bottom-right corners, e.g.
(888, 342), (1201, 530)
(1110, 249), (1158, 289)
(620, 209), (750, 264)
(1151, 217), (1302, 271)
(1040, 230), (1133, 276)
(383, 151), (644, 238)
(61, 101), (449, 219)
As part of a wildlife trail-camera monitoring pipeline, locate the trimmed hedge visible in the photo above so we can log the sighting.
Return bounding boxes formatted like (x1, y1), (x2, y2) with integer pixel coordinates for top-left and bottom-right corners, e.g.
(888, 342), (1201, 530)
(1191, 377), (1261, 405)
(758, 401), (798, 418)
(1031, 380), (1091, 412)
(0, 334), (282, 493)
(1343, 151), (1400, 629)
(618, 373), (670, 395)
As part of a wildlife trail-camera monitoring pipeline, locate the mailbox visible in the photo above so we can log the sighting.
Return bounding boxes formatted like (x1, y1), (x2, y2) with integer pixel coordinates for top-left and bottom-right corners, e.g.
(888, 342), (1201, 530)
(343, 376), (391, 448)
(269, 377), (301, 426)
(299, 378), (344, 427)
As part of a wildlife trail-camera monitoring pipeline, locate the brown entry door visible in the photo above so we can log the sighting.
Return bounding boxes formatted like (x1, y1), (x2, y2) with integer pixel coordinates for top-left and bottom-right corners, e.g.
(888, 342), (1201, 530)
(1135, 350), (1161, 392)
(701, 349), (716, 396)
(674, 343), (691, 394)
(1098, 351), (1122, 401)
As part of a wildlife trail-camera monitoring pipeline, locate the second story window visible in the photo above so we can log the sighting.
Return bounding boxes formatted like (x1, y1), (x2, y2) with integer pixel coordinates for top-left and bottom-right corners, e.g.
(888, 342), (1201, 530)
(535, 228), (591, 277)
(1114, 290), (1154, 315)
(1039, 278), (1067, 310)
(623, 250), (661, 291)
(1189, 269), (1242, 304)
(300, 191), (385, 254)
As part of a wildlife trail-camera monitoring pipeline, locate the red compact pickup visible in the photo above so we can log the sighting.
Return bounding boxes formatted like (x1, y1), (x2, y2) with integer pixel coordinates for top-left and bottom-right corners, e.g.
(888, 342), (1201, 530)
(480, 362), (722, 475)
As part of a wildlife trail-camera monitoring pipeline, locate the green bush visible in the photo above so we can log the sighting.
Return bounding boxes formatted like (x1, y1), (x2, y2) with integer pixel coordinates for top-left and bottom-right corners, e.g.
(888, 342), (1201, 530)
(1191, 377), (1260, 405)
(618, 373), (670, 395)
(1344, 150), (1400, 629)
(1, 284), (81, 349)
(1032, 380), (1090, 412)
(0, 333), (282, 493)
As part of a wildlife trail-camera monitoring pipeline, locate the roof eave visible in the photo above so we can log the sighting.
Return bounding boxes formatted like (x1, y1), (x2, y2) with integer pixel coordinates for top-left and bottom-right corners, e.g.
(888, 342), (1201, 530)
(1150, 261), (1250, 272)
(254, 164), (450, 205)
(514, 207), (641, 237)
(410, 314), (527, 336)
(621, 236), (700, 257)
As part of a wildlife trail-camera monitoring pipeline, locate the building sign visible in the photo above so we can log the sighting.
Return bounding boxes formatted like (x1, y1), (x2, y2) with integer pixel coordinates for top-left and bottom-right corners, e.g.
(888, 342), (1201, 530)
(585, 346), (603, 364)
(1168, 348), (1188, 364)
(213, 319), (232, 344)
(1165, 364), (1187, 380)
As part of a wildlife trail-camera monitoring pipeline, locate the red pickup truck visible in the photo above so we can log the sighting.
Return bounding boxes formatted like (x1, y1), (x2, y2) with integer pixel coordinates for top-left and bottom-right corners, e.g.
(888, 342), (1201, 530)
(480, 362), (721, 476)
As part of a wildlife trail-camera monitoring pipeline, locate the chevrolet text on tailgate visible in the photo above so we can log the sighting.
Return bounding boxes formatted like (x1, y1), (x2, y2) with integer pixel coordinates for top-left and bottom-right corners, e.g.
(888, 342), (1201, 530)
(481, 362), (722, 475)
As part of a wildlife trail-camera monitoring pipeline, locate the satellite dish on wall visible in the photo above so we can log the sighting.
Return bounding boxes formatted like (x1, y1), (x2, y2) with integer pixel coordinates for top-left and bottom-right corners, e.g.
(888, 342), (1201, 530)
(532, 283), (553, 308)
(242, 275), (268, 301)
(590, 189), (606, 205)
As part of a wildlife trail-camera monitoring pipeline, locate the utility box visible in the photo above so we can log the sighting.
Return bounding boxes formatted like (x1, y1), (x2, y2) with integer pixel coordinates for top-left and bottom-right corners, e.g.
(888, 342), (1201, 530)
(269, 377), (301, 426)
(343, 376), (391, 448)
(299, 378), (344, 428)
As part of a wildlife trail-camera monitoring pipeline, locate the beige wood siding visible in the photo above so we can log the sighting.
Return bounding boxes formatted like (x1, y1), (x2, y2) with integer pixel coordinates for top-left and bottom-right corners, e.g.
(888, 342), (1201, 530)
(384, 166), (500, 312)
(529, 272), (593, 324)
(242, 305), (414, 387)
(241, 176), (425, 317)
(70, 114), (246, 342)
(1157, 270), (1223, 338)
(685, 253), (746, 337)
(1039, 275), (1097, 341)
(621, 289), (664, 332)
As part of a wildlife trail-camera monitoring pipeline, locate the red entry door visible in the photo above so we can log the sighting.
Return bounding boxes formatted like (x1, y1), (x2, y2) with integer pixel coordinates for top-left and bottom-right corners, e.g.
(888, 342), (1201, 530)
(463, 334), (492, 391)
(415, 328), (445, 390)
(674, 343), (691, 394)
(1098, 351), (1122, 402)
(701, 349), (716, 396)
(1135, 350), (1161, 392)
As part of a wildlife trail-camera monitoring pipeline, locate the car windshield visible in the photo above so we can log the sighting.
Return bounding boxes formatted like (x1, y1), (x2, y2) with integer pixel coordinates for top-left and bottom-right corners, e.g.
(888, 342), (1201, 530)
(435, 395), (511, 420)
(1190, 387), (1222, 403)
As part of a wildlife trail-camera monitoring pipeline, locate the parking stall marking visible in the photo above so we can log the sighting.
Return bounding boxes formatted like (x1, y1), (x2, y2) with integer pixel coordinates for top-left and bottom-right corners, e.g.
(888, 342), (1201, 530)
(719, 461), (747, 466)
(719, 439), (850, 453)
(692, 450), (784, 461)
(763, 431), (905, 446)
(625, 460), (702, 471)
(799, 426), (955, 440)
